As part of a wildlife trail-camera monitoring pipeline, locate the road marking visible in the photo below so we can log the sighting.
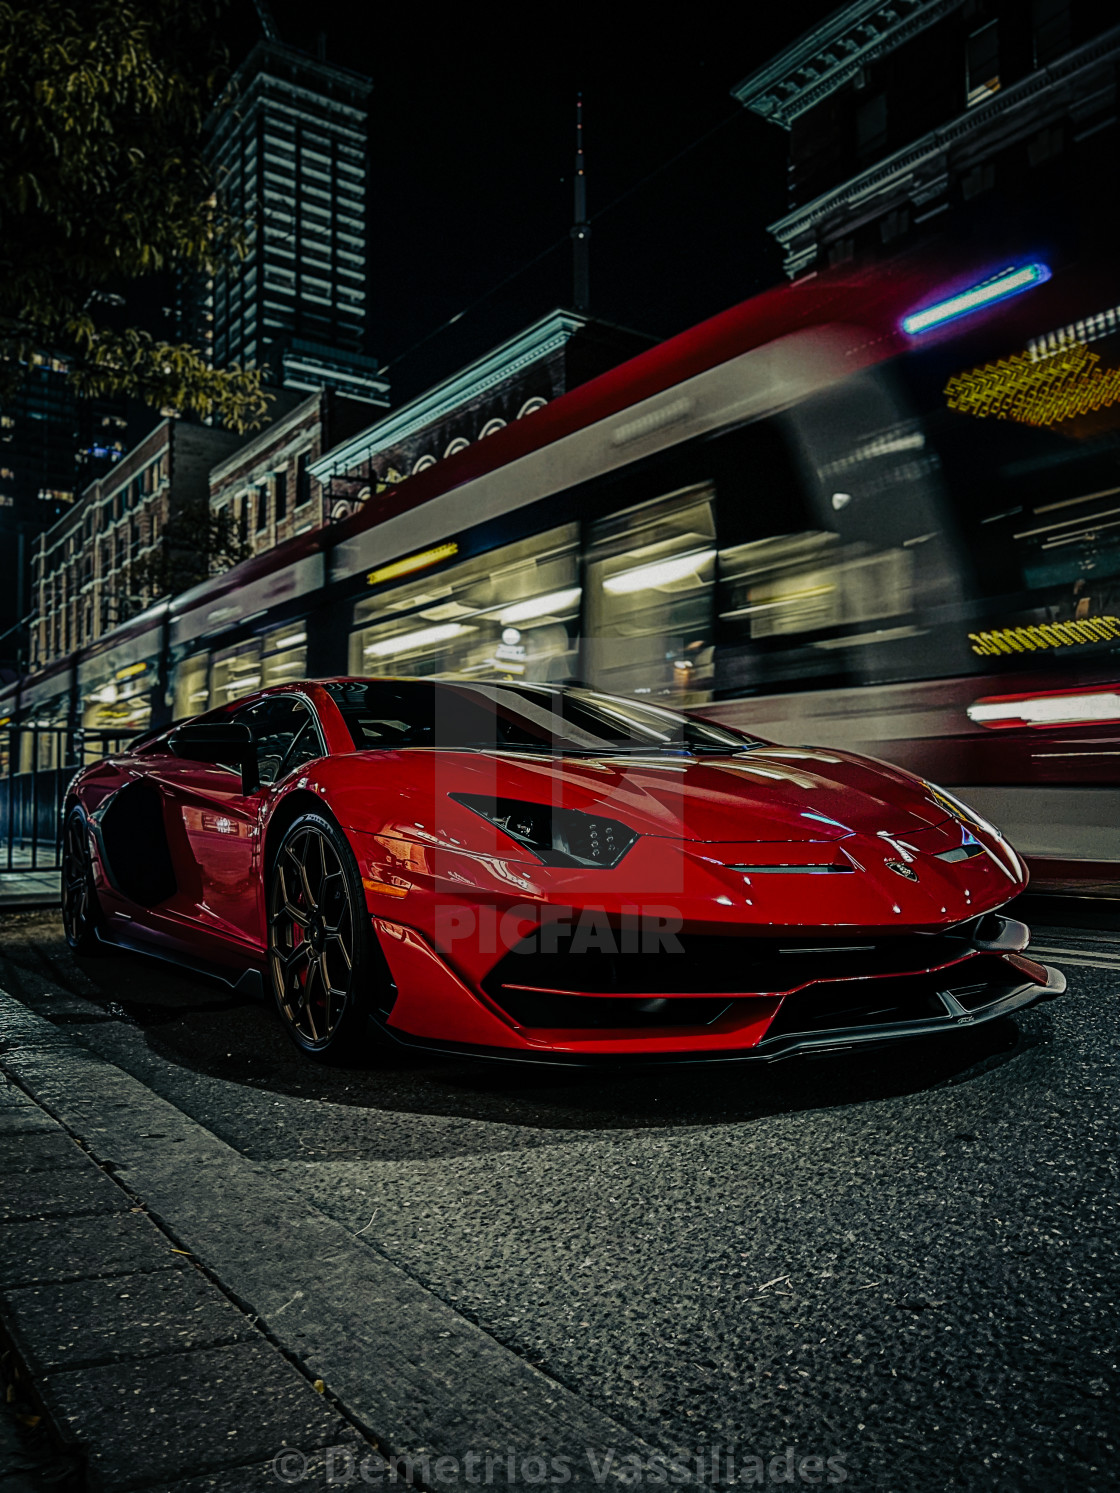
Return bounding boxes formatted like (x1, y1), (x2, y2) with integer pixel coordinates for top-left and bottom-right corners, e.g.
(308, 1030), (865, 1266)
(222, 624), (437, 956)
(1031, 944), (1120, 971)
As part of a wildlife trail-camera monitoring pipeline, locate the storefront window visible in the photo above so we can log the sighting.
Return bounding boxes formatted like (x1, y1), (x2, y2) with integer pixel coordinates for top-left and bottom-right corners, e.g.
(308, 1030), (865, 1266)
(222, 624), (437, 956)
(350, 524), (581, 683)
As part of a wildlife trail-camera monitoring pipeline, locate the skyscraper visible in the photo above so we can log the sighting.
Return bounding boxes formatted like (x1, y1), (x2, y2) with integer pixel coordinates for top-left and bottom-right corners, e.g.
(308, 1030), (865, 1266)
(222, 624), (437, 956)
(194, 39), (389, 404)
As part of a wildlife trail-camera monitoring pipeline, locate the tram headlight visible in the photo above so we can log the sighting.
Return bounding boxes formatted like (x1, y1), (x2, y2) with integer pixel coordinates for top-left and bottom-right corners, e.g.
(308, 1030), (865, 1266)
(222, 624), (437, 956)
(451, 794), (638, 868)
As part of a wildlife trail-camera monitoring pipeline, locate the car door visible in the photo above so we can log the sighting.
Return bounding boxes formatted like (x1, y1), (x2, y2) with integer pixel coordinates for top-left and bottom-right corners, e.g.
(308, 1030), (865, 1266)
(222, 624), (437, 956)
(151, 696), (323, 957)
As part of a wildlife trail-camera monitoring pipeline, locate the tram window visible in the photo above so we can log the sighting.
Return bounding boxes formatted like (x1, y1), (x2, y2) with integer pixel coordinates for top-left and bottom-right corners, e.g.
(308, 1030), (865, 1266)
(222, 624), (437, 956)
(211, 639), (262, 705)
(897, 301), (1120, 675)
(172, 652), (211, 719)
(350, 523), (580, 683)
(20, 694), (68, 772)
(585, 486), (716, 704)
(81, 666), (153, 739)
(262, 621), (308, 686)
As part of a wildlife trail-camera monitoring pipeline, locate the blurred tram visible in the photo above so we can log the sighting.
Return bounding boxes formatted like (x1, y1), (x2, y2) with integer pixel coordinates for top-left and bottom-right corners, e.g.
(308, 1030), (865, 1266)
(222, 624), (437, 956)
(7, 246), (1120, 888)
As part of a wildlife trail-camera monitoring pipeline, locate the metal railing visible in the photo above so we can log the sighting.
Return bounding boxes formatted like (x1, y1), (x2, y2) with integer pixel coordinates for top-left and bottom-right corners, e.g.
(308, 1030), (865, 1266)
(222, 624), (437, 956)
(0, 726), (137, 873)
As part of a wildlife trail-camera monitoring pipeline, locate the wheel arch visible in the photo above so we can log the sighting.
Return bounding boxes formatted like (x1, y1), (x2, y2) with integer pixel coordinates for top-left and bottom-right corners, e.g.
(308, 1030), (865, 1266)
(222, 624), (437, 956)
(263, 786), (399, 1042)
(262, 788), (343, 872)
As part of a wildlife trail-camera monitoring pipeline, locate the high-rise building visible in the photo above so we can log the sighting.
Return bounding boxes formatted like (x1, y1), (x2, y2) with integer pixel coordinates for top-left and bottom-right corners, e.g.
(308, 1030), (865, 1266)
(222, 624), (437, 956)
(0, 358), (130, 672)
(193, 40), (389, 405)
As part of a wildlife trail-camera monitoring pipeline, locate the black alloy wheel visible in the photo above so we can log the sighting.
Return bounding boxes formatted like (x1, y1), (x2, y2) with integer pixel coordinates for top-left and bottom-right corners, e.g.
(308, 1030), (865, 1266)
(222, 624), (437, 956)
(61, 807), (102, 954)
(267, 812), (383, 1060)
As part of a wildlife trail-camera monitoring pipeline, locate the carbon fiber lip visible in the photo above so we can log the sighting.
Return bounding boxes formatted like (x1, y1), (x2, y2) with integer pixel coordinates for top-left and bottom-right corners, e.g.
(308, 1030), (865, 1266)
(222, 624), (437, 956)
(378, 964), (1066, 1068)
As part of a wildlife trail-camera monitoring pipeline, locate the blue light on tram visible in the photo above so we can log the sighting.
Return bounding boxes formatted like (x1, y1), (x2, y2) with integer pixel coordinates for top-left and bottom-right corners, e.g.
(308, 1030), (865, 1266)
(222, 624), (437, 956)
(901, 262), (1051, 336)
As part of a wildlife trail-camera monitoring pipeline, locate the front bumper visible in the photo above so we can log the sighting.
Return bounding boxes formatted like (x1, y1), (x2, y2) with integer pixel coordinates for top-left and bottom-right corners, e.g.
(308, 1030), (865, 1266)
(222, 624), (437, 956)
(370, 912), (1065, 1064)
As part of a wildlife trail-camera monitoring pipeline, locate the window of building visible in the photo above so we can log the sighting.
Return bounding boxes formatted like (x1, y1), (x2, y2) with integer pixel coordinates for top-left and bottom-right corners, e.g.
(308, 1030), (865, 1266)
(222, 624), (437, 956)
(855, 93), (887, 165)
(295, 453), (312, 507)
(967, 21), (1000, 107)
(256, 484), (269, 531)
(1032, 0), (1070, 67)
(274, 469), (287, 521)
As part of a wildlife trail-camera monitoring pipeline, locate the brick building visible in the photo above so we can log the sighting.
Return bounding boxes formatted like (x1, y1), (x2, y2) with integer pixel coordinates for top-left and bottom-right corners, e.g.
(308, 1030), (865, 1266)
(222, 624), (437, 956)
(208, 390), (390, 560)
(312, 312), (653, 517)
(30, 421), (256, 674)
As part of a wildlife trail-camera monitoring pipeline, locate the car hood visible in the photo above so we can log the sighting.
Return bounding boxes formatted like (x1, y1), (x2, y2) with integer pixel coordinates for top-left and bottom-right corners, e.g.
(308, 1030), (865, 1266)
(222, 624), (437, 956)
(339, 744), (956, 844)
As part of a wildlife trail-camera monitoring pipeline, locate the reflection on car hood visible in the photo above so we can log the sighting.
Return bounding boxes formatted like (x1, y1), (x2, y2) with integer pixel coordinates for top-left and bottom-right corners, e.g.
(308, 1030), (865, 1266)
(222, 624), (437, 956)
(351, 744), (954, 844)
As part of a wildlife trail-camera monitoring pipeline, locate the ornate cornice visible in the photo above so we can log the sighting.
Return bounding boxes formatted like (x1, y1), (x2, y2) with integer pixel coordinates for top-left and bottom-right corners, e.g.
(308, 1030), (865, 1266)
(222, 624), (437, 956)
(732, 0), (964, 131)
(310, 311), (588, 482)
(767, 24), (1120, 255)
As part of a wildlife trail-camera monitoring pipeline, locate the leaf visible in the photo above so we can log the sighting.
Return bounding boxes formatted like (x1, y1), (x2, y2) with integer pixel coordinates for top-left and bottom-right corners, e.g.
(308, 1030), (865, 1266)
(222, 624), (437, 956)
(0, 0), (246, 424)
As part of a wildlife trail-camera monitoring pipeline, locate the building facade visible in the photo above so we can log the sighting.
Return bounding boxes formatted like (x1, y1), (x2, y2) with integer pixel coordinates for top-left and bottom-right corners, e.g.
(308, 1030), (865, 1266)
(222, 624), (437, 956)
(312, 312), (654, 518)
(31, 420), (252, 676)
(733, 1), (1120, 278)
(0, 357), (131, 672)
(191, 40), (388, 404)
(208, 389), (389, 560)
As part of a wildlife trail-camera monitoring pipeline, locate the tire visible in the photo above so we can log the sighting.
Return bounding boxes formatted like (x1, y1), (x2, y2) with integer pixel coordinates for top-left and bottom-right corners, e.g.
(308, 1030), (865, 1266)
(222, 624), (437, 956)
(267, 811), (385, 1061)
(60, 806), (103, 955)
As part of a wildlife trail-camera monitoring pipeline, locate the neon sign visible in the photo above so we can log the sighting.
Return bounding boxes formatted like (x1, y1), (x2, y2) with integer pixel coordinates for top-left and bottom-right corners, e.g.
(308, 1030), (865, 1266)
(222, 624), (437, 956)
(902, 262), (1051, 336)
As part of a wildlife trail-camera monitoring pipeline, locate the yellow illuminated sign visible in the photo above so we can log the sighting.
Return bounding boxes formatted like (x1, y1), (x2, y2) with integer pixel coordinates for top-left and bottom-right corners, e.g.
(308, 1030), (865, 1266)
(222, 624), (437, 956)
(945, 342), (1120, 427)
(366, 542), (459, 588)
(115, 661), (149, 680)
(969, 616), (1120, 656)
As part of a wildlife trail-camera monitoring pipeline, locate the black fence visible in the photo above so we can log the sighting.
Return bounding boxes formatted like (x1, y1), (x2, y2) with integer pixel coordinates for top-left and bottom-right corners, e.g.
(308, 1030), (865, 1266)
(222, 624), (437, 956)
(0, 727), (136, 873)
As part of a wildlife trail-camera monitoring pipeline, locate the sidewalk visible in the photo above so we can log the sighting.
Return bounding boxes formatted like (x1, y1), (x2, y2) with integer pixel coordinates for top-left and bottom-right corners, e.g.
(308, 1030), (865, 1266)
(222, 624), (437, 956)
(0, 848), (60, 909)
(0, 987), (656, 1493)
(0, 869), (59, 909)
(0, 1021), (362, 1491)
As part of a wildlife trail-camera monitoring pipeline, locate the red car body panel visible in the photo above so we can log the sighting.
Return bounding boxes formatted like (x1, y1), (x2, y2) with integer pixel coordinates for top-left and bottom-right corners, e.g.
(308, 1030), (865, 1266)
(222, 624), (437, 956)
(65, 679), (1062, 1063)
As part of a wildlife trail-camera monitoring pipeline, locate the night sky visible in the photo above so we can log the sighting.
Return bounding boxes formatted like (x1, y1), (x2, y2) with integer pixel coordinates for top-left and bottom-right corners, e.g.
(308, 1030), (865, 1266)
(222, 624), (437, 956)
(223, 2), (844, 405)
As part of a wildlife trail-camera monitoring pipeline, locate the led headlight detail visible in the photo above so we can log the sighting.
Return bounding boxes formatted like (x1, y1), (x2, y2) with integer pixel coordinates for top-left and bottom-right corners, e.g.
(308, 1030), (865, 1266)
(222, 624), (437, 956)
(924, 781), (1002, 840)
(451, 794), (638, 868)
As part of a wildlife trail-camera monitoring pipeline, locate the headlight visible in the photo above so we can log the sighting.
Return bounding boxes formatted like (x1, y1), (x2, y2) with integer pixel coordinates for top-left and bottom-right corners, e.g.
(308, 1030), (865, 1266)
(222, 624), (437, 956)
(451, 794), (639, 868)
(924, 781), (1002, 840)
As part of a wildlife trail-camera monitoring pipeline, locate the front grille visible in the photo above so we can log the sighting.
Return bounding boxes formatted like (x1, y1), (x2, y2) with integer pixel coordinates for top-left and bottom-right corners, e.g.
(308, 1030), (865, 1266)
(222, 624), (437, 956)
(481, 923), (1026, 1036)
(493, 990), (734, 1030)
(762, 955), (1025, 1041)
(484, 925), (984, 1003)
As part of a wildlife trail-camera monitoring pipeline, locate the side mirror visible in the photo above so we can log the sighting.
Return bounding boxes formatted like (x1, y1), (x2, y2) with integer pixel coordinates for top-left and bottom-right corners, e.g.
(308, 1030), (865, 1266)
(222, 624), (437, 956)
(168, 721), (259, 793)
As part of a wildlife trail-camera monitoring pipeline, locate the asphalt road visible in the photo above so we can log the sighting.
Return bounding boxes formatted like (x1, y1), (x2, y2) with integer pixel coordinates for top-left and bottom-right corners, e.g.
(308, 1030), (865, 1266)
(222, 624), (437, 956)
(1, 899), (1118, 1492)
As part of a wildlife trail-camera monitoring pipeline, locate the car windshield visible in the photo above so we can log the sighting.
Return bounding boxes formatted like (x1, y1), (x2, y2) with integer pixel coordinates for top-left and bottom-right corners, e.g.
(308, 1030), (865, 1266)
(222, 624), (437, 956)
(324, 680), (761, 756)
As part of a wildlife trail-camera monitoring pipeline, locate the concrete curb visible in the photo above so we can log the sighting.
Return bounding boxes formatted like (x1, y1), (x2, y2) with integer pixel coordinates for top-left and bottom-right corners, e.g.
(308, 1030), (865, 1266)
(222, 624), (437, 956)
(0, 1039), (367, 1492)
(0, 988), (662, 1491)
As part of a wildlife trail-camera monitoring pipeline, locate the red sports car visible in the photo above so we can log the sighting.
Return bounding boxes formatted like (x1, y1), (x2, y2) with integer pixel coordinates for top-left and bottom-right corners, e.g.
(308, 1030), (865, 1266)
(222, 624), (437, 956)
(61, 678), (1064, 1063)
